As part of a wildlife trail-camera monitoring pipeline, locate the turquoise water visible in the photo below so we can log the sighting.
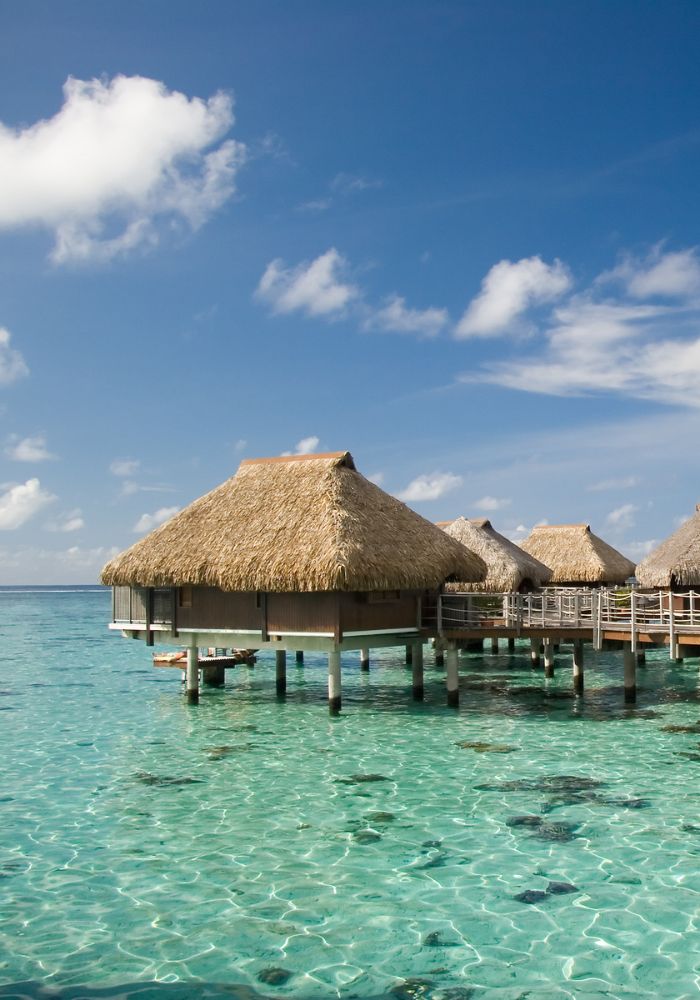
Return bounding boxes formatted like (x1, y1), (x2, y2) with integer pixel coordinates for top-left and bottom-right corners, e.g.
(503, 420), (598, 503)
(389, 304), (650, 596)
(2, 590), (700, 999)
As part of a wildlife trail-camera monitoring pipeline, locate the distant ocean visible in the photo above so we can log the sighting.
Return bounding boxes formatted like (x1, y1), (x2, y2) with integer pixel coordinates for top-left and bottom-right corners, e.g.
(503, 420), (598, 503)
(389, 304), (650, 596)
(1, 587), (699, 998)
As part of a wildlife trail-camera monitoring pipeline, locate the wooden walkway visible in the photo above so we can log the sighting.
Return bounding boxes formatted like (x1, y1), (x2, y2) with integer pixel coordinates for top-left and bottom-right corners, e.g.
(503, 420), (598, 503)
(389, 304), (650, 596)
(423, 589), (700, 655)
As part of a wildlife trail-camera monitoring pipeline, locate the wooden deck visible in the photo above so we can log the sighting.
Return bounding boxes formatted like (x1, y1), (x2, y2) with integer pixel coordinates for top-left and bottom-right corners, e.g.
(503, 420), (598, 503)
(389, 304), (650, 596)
(422, 589), (700, 656)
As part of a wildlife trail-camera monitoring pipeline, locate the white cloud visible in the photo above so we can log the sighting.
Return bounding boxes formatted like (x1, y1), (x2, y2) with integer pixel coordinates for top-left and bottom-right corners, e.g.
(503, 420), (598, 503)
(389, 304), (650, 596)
(5, 435), (55, 462)
(588, 475), (640, 492)
(0, 75), (245, 263)
(234, 438), (247, 453)
(256, 248), (358, 317)
(397, 472), (462, 502)
(456, 256), (572, 338)
(110, 458), (140, 477)
(133, 506), (180, 533)
(120, 480), (176, 497)
(330, 173), (382, 195)
(606, 246), (700, 299)
(282, 436), (320, 456)
(297, 198), (332, 213)
(606, 503), (639, 530)
(365, 295), (448, 338)
(367, 470), (384, 486)
(0, 543), (120, 584)
(626, 539), (658, 560)
(472, 495), (511, 511)
(0, 328), (29, 385)
(0, 479), (56, 529)
(45, 508), (84, 533)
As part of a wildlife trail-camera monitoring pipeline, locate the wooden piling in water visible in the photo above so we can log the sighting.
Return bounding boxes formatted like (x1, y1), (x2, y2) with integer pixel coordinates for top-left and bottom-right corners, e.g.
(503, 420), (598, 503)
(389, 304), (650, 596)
(530, 638), (541, 668)
(623, 646), (636, 704)
(572, 639), (584, 696)
(186, 644), (199, 704)
(328, 650), (341, 714)
(445, 645), (459, 708)
(544, 639), (555, 679)
(275, 649), (287, 696)
(412, 643), (424, 701)
(360, 648), (370, 671)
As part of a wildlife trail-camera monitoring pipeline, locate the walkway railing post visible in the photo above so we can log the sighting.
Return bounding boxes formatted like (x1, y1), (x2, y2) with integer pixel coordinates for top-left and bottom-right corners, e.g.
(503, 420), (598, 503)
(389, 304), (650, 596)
(437, 594), (443, 636)
(630, 590), (637, 654)
(669, 592), (675, 662)
(598, 589), (604, 650)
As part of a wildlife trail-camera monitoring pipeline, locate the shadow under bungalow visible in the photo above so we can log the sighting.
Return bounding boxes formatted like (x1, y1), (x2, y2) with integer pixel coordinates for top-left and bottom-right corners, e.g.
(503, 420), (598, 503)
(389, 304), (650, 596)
(101, 451), (486, 711)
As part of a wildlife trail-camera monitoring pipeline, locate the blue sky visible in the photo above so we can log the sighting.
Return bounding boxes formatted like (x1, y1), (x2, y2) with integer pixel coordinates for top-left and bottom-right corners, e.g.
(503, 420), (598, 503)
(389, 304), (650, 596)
(2, 0), (700, 583)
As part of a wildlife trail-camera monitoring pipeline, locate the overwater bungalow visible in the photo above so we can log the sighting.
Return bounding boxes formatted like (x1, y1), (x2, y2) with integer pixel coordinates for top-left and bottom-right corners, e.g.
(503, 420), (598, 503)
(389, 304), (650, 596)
(439, 516), (552, 592)
(101, 451), (485, 710)
(636, 506), (700, 591)
(519, 524), (635, 588)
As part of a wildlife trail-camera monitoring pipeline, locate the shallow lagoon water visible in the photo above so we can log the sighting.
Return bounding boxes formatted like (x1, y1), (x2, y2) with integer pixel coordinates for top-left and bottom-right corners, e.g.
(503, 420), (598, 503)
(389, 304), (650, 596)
(2, 589), (700, 998)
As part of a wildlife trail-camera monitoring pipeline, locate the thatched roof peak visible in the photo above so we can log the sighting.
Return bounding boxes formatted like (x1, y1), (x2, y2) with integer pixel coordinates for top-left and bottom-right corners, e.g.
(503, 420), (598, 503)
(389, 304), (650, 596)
(636, 508), (700, 587)
(241, 451), (356, 468)
(440, 515), (552, 592)
(101, 451), (486, 592)
(520, 523), (635, 585)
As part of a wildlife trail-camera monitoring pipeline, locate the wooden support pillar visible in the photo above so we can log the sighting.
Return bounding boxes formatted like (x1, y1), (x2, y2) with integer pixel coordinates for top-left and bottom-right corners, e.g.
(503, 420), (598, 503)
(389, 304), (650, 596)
(360, 648), (370, 671)
(445, 644), (459, 708)
(275, 649), (287, 697)
(202, 663), (225, 688)
(490, 637), (499, 654)
(637, 651), (646, 665)
(544, 639), (555, 679)
(623, 646), (637, 704)
(328, 650), (341, 714)
(405, 644), (413, 665)
(507, 638), (515, 653)
(186, 644), (199, 704)
(673, 640), (683, 663)
(295, 650), (304, 665)
(412, 643), (424, 700)
(530, 638), (541, 669)
(572, 639), (584, 696)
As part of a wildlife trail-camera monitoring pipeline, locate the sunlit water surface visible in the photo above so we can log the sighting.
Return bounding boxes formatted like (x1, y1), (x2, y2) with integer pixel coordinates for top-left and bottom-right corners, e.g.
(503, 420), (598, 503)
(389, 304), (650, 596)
(2, 589), (700, 999)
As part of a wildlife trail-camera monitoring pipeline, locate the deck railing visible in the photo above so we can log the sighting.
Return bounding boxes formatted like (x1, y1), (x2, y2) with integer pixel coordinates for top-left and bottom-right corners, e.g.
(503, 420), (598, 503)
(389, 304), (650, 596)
(425, 589), (700, 653)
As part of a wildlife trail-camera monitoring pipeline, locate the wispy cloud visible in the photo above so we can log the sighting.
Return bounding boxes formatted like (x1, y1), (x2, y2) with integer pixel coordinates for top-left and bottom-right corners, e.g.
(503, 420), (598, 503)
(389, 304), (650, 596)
(110, 458), (140, 478)
(5, 435), (55, 462)
(0, 328), (29, 385)
(0, 75), (245, 263)
(330, 172), (382, 195)
(120, 481), (177, 497)
(364, 295), (448, 338)
(282, 436), (320, 456)
(606, 503), (639, 530)
(256, 249), (358, 317)
(0, 479), (56, 530)
(462, 246), (700, 408)
(45, 507), (84, 533)
(397, 472), (462, 502)
(472, 495), (511, 512)
(133, 506), (180, 533)
(587, 475), (640, 492)
(455, 256), (571, 338)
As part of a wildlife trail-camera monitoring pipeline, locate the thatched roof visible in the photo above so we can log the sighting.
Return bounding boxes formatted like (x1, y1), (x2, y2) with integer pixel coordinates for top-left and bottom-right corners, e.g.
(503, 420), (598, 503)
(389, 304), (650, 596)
(440, 517), (552, 592)
(101, 451), (486, 592)
(636, 507), (700, 587)
(519, 524), (635, 585)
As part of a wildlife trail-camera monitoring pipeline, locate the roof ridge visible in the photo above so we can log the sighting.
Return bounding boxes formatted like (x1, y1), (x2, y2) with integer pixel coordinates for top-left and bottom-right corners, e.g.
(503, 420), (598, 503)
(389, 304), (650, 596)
(240, 451), (352, 467)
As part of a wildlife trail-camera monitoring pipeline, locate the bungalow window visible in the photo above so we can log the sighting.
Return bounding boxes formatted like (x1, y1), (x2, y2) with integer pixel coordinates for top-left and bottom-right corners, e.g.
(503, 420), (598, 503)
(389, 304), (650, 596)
(366, 590), (401, 603)
(179, 586), (193, 609)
